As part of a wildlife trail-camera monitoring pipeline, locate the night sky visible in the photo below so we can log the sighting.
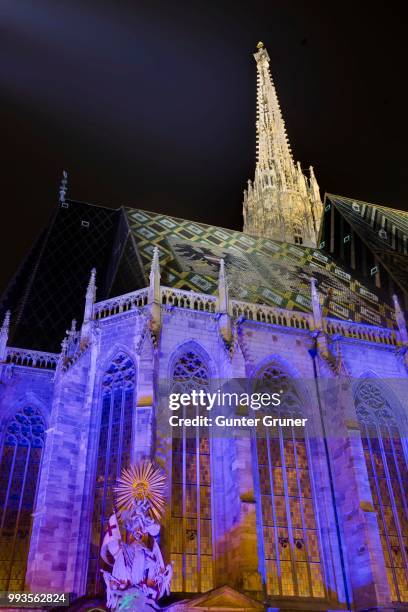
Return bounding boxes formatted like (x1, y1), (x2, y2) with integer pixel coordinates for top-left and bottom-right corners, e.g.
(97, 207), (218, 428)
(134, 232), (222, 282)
(1, 0), (407, 294)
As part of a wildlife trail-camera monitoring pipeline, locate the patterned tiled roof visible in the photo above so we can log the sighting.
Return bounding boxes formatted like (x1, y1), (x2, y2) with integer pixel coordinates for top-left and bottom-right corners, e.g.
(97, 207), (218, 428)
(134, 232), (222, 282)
(125, 208), (397, 329)
(1, 200), (122, 352)
(325, 194), (408, 292)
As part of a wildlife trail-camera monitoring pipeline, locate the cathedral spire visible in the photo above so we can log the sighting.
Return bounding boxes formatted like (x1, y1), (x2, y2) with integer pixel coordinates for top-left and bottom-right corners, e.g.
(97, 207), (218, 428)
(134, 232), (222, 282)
(243, 42), (322, 247)
(0, 310), (10, 361)
(254, 41), (294, 182)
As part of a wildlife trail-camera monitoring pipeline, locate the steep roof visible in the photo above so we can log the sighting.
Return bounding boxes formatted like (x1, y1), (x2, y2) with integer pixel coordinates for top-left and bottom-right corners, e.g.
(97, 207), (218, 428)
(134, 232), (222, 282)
(325, 194), (408, 293)
(0, 200), (122, 352)
(124, 207), (397, 330)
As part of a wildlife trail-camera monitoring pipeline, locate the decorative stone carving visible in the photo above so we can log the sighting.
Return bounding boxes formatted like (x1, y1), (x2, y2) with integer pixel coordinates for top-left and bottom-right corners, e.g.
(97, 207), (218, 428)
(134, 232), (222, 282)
(59, 169), (68, 203)
(148, 246), (161, 338)
(81, 268), (97, 343)
(100, 461), (173, 611)
(0, 310), (11, 361)
(217, 258), (233, 347)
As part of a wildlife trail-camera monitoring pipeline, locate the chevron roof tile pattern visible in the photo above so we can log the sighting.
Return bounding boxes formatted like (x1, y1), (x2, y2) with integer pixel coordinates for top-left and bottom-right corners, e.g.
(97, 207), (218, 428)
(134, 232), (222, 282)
(326, 194), (408, 292)
(125, 208), (397, 329)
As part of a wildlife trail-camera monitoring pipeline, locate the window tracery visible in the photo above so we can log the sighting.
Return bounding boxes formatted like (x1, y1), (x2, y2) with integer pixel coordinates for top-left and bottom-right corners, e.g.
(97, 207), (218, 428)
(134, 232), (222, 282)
(356, 381), (408, 602)
(255, 365), (325, 598)
(0, 407), (45, 591)
(87, 353), (136, 593)
(170, 349), (213, 593)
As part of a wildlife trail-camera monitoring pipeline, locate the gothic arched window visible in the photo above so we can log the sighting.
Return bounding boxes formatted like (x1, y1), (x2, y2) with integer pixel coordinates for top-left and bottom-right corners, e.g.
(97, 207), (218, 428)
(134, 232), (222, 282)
(0, 407), (45, 591)
(356, 381), (408, 602)
(87, 353), (136, 593)
(170, 349), (213, 593)
(255, 365), (325, 598)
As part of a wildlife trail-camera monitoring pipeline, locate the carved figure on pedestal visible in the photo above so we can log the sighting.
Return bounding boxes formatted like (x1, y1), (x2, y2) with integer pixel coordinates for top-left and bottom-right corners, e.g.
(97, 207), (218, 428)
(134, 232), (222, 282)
(100, 461), (173, 611)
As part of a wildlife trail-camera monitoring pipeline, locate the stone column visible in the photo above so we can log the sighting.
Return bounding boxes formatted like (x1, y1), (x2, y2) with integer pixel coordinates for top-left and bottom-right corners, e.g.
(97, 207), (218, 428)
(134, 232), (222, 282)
(25, 348), (94, 593)
(214, 342), (262, 597)
(322, 374), (393, 610)
(132, 328), (156, 463)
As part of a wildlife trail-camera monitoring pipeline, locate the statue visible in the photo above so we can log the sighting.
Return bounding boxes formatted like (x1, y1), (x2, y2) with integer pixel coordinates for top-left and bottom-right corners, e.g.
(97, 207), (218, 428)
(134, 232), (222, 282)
(100, 461), (173, 611)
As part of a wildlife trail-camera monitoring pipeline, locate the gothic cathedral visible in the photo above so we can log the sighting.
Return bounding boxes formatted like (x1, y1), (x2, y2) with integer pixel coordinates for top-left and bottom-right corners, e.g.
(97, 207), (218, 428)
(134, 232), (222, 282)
(0, 43), (407, 611)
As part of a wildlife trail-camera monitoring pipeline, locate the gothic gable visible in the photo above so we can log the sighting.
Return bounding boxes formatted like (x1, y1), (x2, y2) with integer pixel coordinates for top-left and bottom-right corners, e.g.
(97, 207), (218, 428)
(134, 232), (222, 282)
(167, 585), (264, 610)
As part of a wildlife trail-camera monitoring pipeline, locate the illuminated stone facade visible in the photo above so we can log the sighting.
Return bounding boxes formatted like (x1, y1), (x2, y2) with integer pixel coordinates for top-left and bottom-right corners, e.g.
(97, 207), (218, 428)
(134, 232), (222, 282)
(0, 44), (407, 612)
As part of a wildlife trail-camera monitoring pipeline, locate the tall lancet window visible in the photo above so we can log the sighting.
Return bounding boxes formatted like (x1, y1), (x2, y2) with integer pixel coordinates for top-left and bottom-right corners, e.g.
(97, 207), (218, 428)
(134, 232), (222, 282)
(255, 365), (325, 598)
(170, 349), (213, 593)
(87, 353), (136, 593)
(356, 381), (408, 602)
(0, 407), (45, 591)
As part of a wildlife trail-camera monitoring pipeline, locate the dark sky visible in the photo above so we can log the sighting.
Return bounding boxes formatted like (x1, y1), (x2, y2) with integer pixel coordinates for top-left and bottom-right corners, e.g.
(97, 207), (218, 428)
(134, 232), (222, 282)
(1, 0), (407, 294)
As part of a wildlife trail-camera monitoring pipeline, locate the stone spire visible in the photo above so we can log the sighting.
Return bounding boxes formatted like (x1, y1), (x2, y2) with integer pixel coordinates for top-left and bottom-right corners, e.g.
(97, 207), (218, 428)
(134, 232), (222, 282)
(243, 42), (322, 247)
(148, 247), (161, 335)
(217, 259), (232, 345)
(81, 268), (96, 341)
(0, 310), (11, 361)
(148, 247), (161, 306)
(310, 277), (323, 331)
(218, 258), (230, 314)
(254, 42), (293, 182)
(393, 294), (408, 345)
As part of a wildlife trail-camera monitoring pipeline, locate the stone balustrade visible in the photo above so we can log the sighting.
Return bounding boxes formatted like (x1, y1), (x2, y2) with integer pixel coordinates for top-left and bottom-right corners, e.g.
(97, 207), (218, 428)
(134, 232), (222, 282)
(92, 285), (400, 347)
(324, 318), (398, 346)
(231, 299), (314, 330)
(5, 348), (58, 370)
(161, 286), (217, 312)
(94, 288), (149, 319)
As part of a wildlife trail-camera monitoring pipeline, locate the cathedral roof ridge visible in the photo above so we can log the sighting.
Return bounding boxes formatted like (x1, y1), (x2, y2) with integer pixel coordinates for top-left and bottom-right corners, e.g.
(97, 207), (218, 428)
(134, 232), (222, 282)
(63, 198), (121, 212)
(124, 205), (242, 236)
(325, 192), (408, 217)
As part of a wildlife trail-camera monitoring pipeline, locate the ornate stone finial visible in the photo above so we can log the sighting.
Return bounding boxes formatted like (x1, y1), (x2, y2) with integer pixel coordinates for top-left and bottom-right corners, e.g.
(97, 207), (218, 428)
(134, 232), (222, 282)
(86, 269), (96, 304)
(148, 247), (161, 305)
(1, 310), (10, 333)
(150, 246), (160, 276)
(148, 247), (161, 336)
(86, 268), (97, 299)
(60, 336), (68, 357)
(63, 318), (80, 359)
(217, 259), (233, 346)
(81, 269), (97, 342)
(393, 294), (408, 345)
(0, 310), (11, 361)
(59, 170), (68, 203)
(310, 277), (323, 330)
(218, 258), (229, 314)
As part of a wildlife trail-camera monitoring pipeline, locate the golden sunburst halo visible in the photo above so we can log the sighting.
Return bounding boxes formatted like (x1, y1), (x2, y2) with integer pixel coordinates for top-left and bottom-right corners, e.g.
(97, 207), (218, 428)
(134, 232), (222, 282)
(114, 461), (166, 522)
